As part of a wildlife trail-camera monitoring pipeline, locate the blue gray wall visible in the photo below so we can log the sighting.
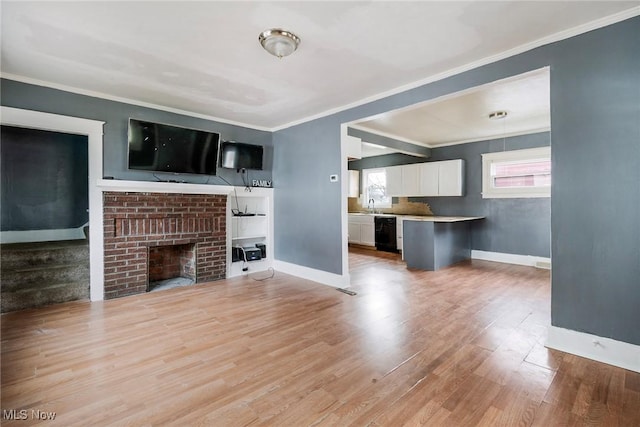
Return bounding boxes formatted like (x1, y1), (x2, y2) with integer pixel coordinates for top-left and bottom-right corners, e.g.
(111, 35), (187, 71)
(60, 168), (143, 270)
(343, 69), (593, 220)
(347, 132), (551, 258)
(274, 17), (640, 345)
(0, 79), (273, 187)
(422, 132), (551, 258)
(549, 20), (640, 345)
(273, 116), (344, 273)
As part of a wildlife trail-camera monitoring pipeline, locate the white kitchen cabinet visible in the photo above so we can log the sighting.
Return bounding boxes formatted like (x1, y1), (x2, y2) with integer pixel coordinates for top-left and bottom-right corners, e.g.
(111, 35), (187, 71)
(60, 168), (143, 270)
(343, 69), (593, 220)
(347, 214), (375, 247)
(360, 223), (375, 246)
(438, 159), (465, 196)
(419, 159), (465, 196)
(396, 218), (403, 253)
(348, 170), (360, 198)
(385, 165), (403, 196)
(348, 221), (361, 243)
(386, 164), (420, 196)
(402, 164), (421, 195)
(418, 162), (439, 196)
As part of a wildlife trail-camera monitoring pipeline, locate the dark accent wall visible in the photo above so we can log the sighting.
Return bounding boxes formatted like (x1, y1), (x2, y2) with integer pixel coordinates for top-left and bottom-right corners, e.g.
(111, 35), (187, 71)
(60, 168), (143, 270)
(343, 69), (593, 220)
(1, 125), (89, 231)
(0, 79), (273, 187)
(274, 17), (640, 345)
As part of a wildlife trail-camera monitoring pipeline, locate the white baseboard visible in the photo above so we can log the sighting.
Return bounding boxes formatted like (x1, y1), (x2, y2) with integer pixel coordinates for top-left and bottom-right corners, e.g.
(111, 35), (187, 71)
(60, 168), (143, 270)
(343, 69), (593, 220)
(0, 227), (86, 244)
(471, 250), (551, 269)
(547, 326), (640, 373)
(273, 260), (350, 289)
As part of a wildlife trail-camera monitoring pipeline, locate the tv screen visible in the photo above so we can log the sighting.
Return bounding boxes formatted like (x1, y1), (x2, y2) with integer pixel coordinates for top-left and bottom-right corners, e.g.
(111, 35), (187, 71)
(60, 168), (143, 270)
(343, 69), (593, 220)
(128, 119), (220, 175)
(220, 141), (264, 170)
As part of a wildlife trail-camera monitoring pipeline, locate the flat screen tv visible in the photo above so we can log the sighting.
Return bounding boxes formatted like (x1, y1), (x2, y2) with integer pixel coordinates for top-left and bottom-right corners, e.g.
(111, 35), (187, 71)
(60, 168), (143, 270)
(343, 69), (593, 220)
(220, 141), (264, 170)
(128, 119), (220, 175)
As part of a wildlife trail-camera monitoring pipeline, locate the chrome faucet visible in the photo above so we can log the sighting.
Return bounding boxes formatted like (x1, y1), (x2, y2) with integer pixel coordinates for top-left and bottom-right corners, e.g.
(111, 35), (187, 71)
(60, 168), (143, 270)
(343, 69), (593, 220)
(368, 198), (376, 214)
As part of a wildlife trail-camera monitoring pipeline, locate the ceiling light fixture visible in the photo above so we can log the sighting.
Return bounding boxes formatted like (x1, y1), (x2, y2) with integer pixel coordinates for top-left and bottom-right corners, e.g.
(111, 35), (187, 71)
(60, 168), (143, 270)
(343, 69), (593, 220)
(488, 111), (508, 120)
(259, 29), (300, 58)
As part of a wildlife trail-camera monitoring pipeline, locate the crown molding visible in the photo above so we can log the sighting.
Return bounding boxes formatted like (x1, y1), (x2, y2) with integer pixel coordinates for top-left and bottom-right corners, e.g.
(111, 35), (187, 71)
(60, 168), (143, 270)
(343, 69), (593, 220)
(271, 6), (640, 132)
(0, 72), (271, 133)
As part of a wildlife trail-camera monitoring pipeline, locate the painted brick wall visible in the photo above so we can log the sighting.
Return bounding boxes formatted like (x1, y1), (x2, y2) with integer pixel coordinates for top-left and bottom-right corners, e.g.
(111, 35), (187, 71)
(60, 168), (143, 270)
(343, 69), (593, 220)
(103, 192), (226, 299)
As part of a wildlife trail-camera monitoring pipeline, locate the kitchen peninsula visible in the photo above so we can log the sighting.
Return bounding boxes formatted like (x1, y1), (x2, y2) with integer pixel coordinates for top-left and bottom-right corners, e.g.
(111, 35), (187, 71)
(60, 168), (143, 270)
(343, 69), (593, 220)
(402, 216), (484, 271)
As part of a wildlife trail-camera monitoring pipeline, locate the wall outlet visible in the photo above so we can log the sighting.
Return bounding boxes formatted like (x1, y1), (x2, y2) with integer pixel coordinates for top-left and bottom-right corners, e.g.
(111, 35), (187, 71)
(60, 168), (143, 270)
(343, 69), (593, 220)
(330, 174), (339, 182)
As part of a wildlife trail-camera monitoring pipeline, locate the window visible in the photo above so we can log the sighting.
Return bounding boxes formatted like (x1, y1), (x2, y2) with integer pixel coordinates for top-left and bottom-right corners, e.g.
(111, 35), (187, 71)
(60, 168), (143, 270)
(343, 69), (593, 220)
(481, 147), (551, 198)
(362, 168), (391, 208)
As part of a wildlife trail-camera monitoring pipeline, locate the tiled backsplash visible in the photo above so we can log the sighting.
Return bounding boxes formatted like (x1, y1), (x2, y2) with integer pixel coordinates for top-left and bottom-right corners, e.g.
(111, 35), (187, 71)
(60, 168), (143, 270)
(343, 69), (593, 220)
(348, 196), (433, 216)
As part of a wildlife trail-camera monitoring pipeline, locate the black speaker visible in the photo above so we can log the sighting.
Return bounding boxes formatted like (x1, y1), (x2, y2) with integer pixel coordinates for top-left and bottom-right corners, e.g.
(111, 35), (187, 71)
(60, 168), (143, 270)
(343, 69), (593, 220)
(232, 246), (243, 262)
(255, 243), (266, 258)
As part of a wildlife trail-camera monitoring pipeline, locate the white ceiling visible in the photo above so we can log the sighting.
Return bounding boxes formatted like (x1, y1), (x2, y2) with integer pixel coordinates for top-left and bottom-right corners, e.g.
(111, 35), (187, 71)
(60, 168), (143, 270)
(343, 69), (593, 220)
(354, 67), (550, 148)
(1, 2), (638, 131)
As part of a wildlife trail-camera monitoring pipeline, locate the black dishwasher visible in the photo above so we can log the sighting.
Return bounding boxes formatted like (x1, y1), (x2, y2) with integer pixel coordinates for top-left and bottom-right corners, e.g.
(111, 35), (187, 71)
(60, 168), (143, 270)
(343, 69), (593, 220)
(374, 216), (398, 253)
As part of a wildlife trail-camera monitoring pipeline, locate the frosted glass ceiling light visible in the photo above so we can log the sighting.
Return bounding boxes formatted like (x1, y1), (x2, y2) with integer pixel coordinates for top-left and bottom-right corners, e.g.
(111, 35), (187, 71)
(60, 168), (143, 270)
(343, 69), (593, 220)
(259, 29), (300, 58)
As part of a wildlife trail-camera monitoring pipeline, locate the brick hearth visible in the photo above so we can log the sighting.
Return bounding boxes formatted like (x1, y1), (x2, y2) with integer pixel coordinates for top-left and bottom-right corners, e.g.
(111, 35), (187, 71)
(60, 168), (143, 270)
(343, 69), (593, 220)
(103, 192), (226, 299)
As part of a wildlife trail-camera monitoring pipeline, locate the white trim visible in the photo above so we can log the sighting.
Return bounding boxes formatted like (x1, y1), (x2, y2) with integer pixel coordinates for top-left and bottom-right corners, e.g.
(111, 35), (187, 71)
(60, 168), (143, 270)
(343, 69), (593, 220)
(0, 73), (271, 133)
(340, 125), (351, 280)
(1, 106), (105, 301)
(273, 260), (350, 289)
(0, 228), (85, 244)
(271, 7), (640, 132)
(547, 326), (640, 373)
(98, 178), (233, 195)
(472, 250), (551, 269)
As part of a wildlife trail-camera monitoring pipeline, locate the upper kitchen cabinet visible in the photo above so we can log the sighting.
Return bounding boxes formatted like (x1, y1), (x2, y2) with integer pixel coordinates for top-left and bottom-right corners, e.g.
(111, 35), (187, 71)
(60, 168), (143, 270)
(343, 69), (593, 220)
(418, 163), (439, 196)
(348, 170), (360, 198)
(386, 164), (420, 196)
(420, 159), (465, 196)
(387, 160), (464, 197)
(438, 159), (465, 196)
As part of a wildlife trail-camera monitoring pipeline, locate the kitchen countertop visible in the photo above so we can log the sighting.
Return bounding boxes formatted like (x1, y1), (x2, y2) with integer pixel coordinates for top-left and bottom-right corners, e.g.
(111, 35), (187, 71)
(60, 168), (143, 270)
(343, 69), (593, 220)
(401, 215), (484, 222)
(348, 213), (484, 222)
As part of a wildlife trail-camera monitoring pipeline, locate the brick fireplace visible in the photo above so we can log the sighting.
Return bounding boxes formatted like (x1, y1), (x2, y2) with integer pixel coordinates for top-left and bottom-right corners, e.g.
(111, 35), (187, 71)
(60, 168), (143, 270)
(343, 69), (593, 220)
(103, 192), (226, 299)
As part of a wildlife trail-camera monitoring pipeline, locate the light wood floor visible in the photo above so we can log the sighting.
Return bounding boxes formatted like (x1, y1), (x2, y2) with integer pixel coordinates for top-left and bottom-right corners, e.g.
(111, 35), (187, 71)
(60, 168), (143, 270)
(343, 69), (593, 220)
(2, 248), (639, 426)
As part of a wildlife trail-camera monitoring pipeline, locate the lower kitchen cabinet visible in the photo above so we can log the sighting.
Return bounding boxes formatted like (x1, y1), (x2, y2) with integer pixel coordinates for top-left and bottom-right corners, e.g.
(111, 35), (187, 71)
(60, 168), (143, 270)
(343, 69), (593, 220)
(348, 214), (375, 246)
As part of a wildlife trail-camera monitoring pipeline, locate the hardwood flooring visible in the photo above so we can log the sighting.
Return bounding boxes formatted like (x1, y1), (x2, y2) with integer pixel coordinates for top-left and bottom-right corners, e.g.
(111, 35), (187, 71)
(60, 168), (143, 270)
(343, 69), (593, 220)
(2, 247), (639, 426)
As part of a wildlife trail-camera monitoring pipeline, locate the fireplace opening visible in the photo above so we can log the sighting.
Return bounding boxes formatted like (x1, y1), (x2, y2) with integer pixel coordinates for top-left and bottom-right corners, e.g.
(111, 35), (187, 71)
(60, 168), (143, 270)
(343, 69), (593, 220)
(148, 243), (196, 292)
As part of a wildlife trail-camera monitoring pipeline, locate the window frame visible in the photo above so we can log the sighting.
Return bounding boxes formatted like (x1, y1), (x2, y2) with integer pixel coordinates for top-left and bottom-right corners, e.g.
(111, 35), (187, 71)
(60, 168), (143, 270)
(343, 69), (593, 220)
(481, 146), (551, 199)
(361, 168), (392, 208)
